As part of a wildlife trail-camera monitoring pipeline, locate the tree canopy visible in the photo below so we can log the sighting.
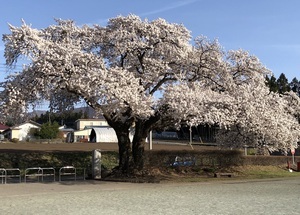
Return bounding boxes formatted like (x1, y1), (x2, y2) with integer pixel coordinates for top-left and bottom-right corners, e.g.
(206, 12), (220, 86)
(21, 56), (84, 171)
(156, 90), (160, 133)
(36, 121), (60, 139)
(1, 15), (300, 172)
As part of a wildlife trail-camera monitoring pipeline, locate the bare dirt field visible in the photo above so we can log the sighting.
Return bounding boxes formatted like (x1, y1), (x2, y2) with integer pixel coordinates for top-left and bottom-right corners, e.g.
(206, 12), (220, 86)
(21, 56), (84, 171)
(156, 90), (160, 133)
(1, 177), (300, 215)
(0, 141), (217, 153)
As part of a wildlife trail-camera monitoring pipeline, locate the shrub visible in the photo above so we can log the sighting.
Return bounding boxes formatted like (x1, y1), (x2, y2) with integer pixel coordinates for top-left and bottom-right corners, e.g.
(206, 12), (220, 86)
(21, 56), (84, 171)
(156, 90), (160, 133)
(144, 149), (244, 168)
(35, 121), (60, 139)
(11, 138), (19, 143)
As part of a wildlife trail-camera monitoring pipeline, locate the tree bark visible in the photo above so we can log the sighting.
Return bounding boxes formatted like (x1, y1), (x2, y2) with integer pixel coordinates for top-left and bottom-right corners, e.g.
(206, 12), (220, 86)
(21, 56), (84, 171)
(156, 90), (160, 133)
(103, 110), (161, 174)
(132, 115), (161, 170)
(115, 128), (132, 173)
(132, 121), (148, 170)
(102, 112), (134, 174)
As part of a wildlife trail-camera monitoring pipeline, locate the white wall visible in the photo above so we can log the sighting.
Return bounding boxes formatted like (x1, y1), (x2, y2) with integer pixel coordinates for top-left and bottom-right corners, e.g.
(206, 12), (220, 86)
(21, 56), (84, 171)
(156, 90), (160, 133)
(17, 123), (40, 141)
(76, 119), (108, 130)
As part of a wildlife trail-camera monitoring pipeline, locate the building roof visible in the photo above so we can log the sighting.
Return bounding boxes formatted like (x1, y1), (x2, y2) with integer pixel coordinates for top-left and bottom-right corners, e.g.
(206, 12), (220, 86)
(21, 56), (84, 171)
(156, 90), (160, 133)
(11, 120), (41, 129)
(84, 125), (110, 129)
(90, 127), (118, 143)
(59, 125), (75, 132)
(75, 118), (106, 122)
(0, 124), (10, 131)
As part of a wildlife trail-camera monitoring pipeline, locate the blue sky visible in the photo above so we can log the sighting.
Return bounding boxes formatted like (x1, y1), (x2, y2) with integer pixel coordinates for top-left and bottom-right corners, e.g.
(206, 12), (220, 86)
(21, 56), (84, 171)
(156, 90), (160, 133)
(1, 0), (300, 83)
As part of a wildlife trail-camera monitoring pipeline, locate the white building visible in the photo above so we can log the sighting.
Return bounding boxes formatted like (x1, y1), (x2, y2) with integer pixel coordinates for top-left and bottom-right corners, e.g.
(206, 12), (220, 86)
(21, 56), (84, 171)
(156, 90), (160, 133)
(4, 121), (41, 141)
(75, 119), (108, 130)
(68, 119), (110, 142)
(90, 127), (118, 143)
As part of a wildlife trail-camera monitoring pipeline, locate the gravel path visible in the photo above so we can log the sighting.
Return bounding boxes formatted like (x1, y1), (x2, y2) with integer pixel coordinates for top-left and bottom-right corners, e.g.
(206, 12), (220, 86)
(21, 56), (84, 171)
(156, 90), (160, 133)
(0, 177), (300, 215)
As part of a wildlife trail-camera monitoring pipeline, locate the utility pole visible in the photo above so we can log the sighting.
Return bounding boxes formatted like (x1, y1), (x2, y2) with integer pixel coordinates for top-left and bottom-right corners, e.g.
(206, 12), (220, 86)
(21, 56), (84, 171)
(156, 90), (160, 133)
(189, 125), (194, 150)
(149, 130), (153, 150)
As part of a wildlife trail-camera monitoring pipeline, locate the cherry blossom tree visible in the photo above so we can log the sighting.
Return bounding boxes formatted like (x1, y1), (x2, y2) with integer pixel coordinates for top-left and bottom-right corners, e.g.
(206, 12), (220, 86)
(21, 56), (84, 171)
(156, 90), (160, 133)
(164, 49), (300, 155)
(1, 15), (299, 173)
(1, 16), (192, 172)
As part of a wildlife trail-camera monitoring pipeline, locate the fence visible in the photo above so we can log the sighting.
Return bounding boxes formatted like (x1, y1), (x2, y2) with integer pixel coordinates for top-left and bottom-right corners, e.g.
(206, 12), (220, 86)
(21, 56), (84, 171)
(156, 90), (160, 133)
(25, 167), (43, 183)
(0, 168), (6, 184)
(24, 167), (56, 183)
(59, 166), (76, 182)
(0, 166), (85, 184)
(5, 168), (21, 183)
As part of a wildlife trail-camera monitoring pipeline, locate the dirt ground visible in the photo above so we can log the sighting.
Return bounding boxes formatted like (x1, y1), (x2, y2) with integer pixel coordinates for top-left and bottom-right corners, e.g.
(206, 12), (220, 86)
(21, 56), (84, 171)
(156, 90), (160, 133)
(0, 141), (217, 153)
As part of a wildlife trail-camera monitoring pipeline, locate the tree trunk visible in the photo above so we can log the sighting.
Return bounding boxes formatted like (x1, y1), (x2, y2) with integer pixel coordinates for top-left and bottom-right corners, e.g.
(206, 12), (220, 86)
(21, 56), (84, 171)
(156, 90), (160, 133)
(115, 128), (132, 173)
(103, 111), (160, 174)
(132, 120), (149, 170)
(102, 112), (134, 174)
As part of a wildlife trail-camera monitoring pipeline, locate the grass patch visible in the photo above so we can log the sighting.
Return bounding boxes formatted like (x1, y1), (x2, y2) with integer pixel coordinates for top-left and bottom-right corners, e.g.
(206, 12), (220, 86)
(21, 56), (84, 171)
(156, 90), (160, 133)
(153, 165), (300, 183)
(232, 165), (300, 179)
(101, 151), (119, 170)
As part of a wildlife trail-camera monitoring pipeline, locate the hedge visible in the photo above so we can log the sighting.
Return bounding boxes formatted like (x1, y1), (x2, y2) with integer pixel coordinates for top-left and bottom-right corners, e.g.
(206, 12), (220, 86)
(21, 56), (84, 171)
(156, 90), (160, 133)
(0, 150), (297, 172)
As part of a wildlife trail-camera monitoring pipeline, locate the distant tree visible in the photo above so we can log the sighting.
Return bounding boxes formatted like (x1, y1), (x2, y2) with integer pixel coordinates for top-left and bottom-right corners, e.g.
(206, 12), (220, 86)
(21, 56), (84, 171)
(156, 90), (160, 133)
(4, 119), (15, 127)
(265, 75), (278, 93)
(36, 121), (59, 139)
(32, 110), (87, 128)
(277, 73), (290, 94)
(289, 77), (300, 123)
(290, 77), (300, 97)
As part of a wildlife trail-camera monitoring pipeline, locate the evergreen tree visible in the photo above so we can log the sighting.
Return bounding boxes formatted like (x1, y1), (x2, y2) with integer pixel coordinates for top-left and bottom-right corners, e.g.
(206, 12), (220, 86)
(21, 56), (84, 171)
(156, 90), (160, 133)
(289, 77), (300, 123)
(266, 75), (279, 93)
(290, 77), (300, 97)
(32, 110), (86, 129)
(277, 73), (290, 94)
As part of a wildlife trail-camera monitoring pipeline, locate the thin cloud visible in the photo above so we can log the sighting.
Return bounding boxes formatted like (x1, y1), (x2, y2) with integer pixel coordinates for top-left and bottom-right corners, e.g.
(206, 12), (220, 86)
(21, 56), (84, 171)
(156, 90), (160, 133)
(139, 0), (199, 17)
(82, 0), (200, 26)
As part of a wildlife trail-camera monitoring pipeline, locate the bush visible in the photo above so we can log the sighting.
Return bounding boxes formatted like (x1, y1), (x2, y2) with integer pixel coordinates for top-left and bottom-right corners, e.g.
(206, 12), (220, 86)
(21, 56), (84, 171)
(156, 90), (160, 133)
(243, 156), (292, 166)
(144, 150), (293, 169)
(11, 138), (19, 143)
(35, 121), (60, 139)
(144, 149), (244, 168)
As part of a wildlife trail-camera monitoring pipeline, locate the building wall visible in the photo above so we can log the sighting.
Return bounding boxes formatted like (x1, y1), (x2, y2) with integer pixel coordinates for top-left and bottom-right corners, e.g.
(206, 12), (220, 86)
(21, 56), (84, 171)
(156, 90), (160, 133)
(73, 129), (92, 142)
(76, 119), (108, 130)
(15, 123), (40, 141)
(11, 129), (20, 140)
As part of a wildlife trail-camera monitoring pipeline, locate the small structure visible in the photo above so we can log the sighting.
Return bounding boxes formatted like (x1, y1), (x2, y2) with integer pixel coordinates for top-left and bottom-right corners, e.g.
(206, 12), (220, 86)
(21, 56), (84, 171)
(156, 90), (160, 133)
(0, 124), (9, 141)
(58, 125), (74, 139)
(75, 119), (108, 130)
(0, 124), (9, 133)
(66, 118), (134, 143)
(66, 118), (109, 143)
(90, 127), (118, 143)
(71, 129), (91, 142)
(3, 121), (41, 141)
